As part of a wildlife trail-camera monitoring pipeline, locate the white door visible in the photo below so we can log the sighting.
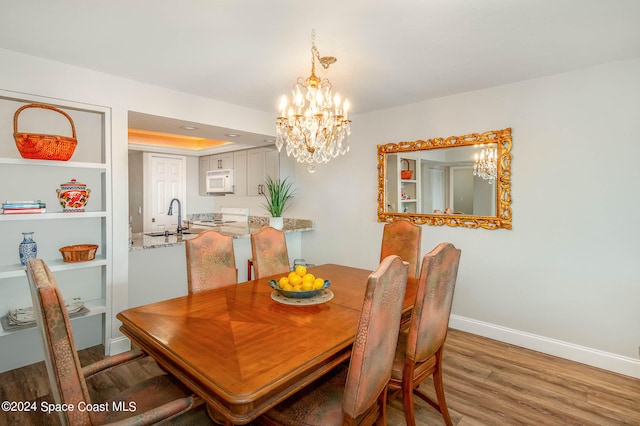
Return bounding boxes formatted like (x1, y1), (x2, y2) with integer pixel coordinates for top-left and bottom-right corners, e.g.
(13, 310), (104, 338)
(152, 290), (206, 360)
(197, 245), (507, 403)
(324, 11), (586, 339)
(450, 166), (474, 214)
(144, 153), (186, 232)
(423, 167), (446, 213)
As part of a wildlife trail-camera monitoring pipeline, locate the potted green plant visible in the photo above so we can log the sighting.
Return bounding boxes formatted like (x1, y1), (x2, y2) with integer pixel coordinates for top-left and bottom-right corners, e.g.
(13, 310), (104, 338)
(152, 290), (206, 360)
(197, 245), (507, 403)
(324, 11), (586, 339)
(262, 176), (296, 230)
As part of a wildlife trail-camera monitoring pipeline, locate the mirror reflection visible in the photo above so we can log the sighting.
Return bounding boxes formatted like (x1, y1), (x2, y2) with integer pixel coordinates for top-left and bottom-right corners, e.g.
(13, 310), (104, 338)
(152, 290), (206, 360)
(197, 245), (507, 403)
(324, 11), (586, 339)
(377, 128), (512, 230)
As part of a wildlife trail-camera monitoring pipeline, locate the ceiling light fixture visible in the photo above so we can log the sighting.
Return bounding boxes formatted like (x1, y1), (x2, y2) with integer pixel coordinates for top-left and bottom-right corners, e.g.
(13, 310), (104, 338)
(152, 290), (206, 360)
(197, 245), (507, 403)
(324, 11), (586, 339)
(180, 125), (198, 131)
(276, 29), (351, 173)
(473, 145), (497, 183)
(225, 133), (241, 137)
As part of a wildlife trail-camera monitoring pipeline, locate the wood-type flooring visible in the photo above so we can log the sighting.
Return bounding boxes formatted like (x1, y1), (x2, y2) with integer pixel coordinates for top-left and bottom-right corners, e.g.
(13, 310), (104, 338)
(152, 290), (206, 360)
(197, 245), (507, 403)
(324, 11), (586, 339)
(0, 329), (637, 425)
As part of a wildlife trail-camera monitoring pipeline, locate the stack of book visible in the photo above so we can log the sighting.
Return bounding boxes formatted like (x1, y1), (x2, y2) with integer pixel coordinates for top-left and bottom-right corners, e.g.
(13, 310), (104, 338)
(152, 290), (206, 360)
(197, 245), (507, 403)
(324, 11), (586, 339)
(1, 200), (46, 214)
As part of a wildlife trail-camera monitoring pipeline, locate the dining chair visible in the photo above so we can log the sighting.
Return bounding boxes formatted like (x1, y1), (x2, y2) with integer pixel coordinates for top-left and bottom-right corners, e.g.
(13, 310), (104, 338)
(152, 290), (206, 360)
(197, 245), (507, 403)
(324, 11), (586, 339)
(388, 242), (461, 426)
(250, 226), (290, 279)
(258, 255), (409, 426)
(380, 219), (422, 278)
(185, 229), (237, 294)
(25, 258), (203, 426)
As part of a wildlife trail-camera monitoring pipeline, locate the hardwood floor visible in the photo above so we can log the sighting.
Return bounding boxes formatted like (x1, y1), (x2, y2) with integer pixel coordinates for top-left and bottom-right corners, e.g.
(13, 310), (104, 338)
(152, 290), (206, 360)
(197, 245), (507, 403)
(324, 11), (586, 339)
(1, 329), (638, 425)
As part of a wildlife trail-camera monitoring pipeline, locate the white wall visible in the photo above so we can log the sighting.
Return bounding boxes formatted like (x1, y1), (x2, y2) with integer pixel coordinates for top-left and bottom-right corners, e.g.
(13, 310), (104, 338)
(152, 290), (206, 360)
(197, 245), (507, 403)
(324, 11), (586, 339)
(288, 58), (640, 377)
(128, 151), (144, 232)
(1, 46), (638, 377)
(0, 47), (275, 357)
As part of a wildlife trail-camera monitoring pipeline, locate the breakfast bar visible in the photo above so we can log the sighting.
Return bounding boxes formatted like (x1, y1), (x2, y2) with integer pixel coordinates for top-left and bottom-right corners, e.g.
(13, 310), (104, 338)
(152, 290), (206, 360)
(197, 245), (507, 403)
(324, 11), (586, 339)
(128, 216), (315, 308)
(130, 216), (314, 251)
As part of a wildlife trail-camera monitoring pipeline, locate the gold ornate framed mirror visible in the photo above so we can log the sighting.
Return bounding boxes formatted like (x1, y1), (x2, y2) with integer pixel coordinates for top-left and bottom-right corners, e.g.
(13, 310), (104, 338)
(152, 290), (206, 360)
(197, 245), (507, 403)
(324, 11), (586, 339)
(377, 128), (512, 230)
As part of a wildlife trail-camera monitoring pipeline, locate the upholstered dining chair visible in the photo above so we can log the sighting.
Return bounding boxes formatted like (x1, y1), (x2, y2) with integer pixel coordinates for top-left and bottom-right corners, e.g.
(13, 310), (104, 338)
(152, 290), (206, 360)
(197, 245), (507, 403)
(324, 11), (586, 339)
(185, 229), (237, 294)
(26, 258), (203, 426)
(380, 219), (422, 278)
(250, 226), (290, 279)
(259, 255), (409, 426)
(388, 242), (461, 426)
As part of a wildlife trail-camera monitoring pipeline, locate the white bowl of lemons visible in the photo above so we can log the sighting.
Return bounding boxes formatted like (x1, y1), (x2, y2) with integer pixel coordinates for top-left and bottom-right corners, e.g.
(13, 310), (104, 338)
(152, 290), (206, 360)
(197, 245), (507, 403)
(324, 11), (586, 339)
(268, 265), (330, 299)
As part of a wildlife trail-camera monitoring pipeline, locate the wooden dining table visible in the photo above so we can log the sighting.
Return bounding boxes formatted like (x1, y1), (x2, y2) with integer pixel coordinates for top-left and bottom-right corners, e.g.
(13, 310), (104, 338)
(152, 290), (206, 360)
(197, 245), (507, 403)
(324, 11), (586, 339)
(117, 263), (417, 425)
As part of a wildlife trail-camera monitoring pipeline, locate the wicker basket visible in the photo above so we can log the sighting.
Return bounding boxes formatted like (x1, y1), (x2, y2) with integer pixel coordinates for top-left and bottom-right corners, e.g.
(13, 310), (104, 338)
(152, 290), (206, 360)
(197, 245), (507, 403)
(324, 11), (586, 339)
(401, 159), (413, 180)
(59, 244), (98, 263)
(13, 104), (77, 161)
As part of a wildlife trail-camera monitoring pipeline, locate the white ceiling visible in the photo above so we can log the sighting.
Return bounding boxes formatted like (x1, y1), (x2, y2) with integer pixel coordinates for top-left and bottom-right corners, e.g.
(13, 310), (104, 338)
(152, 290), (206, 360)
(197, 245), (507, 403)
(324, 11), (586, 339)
(1, 0), (639, 144)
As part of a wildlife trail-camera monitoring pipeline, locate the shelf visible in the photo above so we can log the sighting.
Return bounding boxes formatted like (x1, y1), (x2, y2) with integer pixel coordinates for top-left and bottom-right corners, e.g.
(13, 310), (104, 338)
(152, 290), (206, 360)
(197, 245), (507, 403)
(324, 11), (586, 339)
(0, 255), (107, 279)
(388, 154), (421, 214)
(0, 89), (112, 365)
(0, 157), (107, 169)
(0, 211), (106, 221)
(0, 298), (106, 337)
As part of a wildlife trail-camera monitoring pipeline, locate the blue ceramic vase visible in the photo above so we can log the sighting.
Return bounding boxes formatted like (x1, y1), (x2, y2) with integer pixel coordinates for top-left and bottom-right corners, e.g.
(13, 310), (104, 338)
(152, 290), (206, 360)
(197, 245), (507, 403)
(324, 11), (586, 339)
(19, 232), (37, 266)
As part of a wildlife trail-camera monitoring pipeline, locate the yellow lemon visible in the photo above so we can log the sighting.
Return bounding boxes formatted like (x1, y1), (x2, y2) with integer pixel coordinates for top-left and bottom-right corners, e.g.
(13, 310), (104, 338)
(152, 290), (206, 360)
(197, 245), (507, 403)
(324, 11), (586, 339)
(292, 285), (302, 291)
(301, 281), (314, 291)
(278, 276), (289, 289)
(288, 271), (298, 281)
(302, 273), (315, 283)
(283, 284), (293, 291)
(289, 274), (302, 286)
(295, 265), (307, 277)
(313, 278), (325, 290)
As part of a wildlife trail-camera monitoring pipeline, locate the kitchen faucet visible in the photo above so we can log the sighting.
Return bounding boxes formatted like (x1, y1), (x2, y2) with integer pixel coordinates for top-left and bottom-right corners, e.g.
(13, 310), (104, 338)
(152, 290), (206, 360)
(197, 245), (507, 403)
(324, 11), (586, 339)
(167, 198), (183, 236)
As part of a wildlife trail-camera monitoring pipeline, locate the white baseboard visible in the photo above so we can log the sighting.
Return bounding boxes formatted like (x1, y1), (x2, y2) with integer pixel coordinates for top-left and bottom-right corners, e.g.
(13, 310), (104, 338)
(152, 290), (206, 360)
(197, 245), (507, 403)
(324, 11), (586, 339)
(449, 315), (640, 379)
(107, 335), (131, 356)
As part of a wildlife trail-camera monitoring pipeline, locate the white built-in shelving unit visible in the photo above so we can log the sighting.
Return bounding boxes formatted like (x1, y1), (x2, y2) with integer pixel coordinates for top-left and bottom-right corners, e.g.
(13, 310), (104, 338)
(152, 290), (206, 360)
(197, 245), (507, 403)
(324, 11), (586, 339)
(0, 89), (112, 372)
(386, 154), (421, 214)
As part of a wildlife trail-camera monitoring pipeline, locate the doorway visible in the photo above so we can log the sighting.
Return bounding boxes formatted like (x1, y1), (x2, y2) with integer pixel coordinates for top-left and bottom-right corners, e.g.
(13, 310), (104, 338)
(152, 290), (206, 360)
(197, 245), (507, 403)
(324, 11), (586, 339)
(142, 153), (187, 232)
(450, 166), (474, 214)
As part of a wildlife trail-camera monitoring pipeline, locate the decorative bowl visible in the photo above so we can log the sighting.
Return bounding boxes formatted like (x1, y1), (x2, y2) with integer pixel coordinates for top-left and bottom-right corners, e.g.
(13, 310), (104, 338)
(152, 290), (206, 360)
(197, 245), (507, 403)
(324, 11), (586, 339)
(59, 244), (98, 262)
(268, 279), (331, 299)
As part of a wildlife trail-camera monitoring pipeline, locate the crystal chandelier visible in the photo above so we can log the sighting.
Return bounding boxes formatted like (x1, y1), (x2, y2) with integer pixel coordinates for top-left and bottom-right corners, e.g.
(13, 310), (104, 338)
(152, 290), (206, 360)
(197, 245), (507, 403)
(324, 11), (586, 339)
(473, 145), (497, 183)
(276, 30), (351, 173)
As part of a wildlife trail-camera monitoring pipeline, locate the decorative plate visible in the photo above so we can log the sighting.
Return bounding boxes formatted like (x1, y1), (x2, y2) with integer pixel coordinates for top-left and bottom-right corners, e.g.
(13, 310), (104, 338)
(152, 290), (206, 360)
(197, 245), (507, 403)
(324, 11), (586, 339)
(270, 289), (334, 306)
(268, 279), (331, 299)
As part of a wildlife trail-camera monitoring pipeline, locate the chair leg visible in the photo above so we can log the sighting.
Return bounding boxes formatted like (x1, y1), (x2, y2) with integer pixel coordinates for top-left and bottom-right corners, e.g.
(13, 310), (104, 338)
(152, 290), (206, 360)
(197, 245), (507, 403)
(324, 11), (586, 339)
(433, 349), (453, 426)
(376, 385), (388, 426)
(402, 376), (417, 426)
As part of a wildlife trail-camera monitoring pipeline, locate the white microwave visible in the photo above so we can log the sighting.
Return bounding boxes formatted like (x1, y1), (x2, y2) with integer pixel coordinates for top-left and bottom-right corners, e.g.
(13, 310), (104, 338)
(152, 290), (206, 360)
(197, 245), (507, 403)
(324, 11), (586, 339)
(206, 169), (234, 194)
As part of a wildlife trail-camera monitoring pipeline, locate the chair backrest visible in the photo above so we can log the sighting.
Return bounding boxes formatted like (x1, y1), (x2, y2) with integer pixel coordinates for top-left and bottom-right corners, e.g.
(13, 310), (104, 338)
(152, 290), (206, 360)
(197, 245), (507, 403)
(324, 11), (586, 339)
(407, 242), (461, 363)
(185, 230), (237, 294)
(26, 259), (93, 426)
(380, 219), (422, 278)
(342, 255), (409, 419)
(250, 226), (290, 279)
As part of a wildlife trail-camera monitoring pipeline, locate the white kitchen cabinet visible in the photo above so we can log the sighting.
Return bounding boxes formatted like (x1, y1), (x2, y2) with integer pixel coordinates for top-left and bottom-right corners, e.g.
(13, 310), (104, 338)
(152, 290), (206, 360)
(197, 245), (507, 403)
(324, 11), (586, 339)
(265, 149), (279, 183)
(247, 147), (279, 196)
(233, 150), (248, 196)
(199, 146), (286, 197)
(0, 89), (112, 372)
(209, 152), (234, 170)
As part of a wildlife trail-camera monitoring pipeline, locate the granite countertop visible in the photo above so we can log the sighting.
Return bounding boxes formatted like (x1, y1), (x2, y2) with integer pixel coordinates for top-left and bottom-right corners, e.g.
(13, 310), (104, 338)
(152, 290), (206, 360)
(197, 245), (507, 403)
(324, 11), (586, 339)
(130, 217), (315, 250)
